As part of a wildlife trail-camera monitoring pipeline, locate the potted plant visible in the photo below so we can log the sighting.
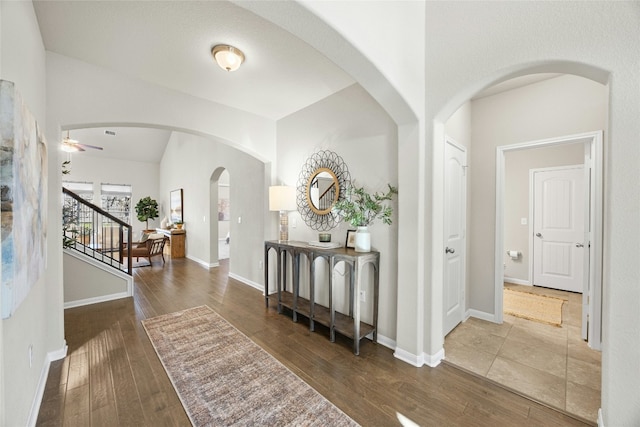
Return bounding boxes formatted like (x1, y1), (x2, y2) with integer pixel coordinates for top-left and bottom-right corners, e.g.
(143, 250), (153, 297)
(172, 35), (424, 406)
(135, 196), (159, 232)
(333, 184), (398, 252)
(174, 220), (184, 230)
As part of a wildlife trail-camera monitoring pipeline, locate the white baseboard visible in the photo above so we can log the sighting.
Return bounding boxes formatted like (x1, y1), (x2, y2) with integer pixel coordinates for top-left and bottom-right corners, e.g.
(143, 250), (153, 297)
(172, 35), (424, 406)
(465, 309), (497, 323)
(375, 334), (396, 351)
(503, 276), (530, 286)
(64, 291), (131, 309)
(27, 341), (68, 427)
(228, 272), (263, 292)
(393, 346), (444, 367)
(185, 255), (217, 269)
(597, 408), (604, 427)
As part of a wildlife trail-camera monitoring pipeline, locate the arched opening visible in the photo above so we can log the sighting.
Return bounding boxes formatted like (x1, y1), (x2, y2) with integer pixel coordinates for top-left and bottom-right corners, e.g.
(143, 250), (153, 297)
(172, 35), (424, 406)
(210, 168), (230, 266)
(434, 65), (609, 421)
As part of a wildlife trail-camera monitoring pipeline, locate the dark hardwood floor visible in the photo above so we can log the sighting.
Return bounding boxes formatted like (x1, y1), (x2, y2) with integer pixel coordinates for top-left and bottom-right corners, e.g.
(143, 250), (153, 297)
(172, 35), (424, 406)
(37, 257), (593, 426)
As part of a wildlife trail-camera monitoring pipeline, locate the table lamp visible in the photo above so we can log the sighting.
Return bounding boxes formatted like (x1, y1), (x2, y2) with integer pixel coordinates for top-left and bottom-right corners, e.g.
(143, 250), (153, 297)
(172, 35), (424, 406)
(269, 186), (297, 241)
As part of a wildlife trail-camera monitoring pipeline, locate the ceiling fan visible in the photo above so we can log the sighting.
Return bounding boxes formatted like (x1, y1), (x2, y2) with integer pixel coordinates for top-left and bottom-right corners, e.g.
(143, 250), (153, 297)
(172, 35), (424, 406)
(61, 131), (104, 152)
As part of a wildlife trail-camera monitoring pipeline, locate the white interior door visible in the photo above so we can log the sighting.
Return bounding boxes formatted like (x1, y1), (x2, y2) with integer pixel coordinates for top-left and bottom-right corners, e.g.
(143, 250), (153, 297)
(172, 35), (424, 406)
(532, 166), (584, 293)
(444, 139), (466, 336)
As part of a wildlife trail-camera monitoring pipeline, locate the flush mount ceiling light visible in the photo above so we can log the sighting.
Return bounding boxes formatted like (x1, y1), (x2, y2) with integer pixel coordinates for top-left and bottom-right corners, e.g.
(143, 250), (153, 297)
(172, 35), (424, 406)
(211, 44), (245, 72)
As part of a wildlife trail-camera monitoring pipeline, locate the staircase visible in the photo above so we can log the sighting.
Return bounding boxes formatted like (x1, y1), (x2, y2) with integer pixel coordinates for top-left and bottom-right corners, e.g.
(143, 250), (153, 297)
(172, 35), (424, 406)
(62, 187), (133, 275)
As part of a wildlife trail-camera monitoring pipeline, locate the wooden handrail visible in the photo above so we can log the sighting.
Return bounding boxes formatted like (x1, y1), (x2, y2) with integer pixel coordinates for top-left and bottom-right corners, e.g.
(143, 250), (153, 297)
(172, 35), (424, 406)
(63, 187), (129, 227)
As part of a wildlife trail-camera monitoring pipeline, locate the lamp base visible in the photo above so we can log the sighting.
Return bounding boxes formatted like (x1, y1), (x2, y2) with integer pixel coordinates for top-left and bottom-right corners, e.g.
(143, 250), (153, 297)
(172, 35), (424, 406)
(279, 210), (289, 241)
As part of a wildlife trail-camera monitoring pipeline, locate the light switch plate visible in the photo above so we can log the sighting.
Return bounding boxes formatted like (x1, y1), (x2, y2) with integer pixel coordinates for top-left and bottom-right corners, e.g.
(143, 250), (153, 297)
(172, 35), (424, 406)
(521, 218), (527, 225)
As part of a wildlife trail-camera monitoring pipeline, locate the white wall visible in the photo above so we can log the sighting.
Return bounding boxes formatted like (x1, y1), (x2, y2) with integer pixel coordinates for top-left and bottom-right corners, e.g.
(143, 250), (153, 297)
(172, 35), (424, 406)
(504, 143), (584, 282)
(63, 155), (160, 238)
(0, 2), (65, 426)
(469, 75), (607, 314)
(159, 132), (266, 284)
(277, 83), (399, 341)
(422, 3), (638, 423)
(63, 253), (129, 304)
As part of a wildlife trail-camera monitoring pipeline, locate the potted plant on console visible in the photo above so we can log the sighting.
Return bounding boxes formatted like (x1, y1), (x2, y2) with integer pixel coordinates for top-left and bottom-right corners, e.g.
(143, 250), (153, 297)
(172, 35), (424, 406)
(135, 196), (159, 233)
(333, 184), (397, 252)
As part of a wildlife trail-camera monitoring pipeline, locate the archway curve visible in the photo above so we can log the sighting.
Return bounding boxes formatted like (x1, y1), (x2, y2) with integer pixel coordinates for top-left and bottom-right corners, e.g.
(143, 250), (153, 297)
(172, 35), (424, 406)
(60, 122), (271, 164)
(430, 60), (611, 363)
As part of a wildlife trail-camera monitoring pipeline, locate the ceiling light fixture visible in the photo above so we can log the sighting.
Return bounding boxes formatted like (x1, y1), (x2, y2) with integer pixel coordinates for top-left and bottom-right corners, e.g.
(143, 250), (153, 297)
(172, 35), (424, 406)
(211, 44), (245, 72)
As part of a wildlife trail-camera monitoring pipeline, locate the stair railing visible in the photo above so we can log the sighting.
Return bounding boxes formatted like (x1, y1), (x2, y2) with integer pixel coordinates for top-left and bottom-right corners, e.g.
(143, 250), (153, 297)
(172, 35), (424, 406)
(62, 187), (133, 275)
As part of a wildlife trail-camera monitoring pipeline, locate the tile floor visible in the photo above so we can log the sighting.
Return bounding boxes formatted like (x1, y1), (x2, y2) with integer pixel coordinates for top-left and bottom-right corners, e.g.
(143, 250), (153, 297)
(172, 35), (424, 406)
(444, 283), (601, 423)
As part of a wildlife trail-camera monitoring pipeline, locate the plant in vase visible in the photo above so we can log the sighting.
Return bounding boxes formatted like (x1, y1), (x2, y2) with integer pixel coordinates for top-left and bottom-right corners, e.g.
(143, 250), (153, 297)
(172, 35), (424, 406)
(174, 220), (184, 230)
(135, 196), (159, 232)
(333, 184), (398, 252)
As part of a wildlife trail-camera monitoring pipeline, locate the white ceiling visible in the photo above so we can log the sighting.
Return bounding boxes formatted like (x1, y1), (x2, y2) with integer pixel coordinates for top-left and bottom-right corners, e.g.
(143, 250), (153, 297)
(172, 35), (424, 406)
(33, 1), (356, 162)
(34, 0), (355, 121)
(65, 127), (172, 163)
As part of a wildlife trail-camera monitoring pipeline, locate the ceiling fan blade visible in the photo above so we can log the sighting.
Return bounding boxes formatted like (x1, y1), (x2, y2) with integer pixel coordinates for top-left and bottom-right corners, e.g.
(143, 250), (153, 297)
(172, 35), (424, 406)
(76, 143), (103, 151)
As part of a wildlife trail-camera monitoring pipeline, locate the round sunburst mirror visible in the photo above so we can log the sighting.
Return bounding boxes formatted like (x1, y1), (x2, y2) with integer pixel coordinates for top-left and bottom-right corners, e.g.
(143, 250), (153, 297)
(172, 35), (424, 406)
(296, 150), (351, 231)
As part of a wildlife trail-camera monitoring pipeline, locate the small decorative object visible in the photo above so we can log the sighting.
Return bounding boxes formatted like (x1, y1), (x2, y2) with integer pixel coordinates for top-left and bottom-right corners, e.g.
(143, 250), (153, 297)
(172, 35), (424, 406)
(318, 233), (331, 242)
(345, 230), (357, 249)
(135, 196), (159, 231)
(175, 220), (184, 230)
(333, 184), (398, 252)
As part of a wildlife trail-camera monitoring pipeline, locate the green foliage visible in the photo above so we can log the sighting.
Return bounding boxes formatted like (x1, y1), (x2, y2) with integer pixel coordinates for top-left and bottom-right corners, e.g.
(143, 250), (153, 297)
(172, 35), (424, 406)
(62, 160), (71, 175)
(135, 196), (159, 229)
(333, 184), (398, 227)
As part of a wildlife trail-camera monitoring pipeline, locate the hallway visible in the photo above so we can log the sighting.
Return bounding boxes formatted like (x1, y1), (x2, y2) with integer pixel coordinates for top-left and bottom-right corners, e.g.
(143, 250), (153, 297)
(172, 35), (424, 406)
(444, 283), (601, 423)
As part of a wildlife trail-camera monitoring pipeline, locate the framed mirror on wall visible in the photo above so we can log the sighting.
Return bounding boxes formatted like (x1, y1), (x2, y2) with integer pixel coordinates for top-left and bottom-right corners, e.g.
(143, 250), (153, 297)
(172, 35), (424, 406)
(170, 188), (183, 223)
(296, 150), (351, 231)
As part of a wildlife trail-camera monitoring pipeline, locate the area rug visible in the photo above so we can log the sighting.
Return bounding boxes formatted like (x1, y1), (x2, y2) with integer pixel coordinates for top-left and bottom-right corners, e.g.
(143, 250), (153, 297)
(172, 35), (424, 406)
(142, 305), (359, 426)
(503, 288), (566, 327)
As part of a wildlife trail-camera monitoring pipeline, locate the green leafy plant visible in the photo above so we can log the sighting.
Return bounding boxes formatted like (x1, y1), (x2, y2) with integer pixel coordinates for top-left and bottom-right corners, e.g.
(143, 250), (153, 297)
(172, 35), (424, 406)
(333, 184), (398, 227)
(135, 196), (159, 230)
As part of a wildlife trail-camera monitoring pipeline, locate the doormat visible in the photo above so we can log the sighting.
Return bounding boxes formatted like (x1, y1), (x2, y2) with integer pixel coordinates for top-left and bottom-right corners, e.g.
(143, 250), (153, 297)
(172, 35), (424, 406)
(503, 288), (566, 327)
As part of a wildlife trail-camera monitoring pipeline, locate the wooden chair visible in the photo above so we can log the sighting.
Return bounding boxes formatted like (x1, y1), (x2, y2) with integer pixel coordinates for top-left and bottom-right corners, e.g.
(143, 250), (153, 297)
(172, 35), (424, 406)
(122, 236), (168, 267)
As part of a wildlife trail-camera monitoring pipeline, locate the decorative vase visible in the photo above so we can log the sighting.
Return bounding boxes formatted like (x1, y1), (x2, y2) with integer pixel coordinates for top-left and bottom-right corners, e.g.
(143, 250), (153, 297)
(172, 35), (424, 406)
(176, 223), (183, 230)
(355, 226), (370, 252)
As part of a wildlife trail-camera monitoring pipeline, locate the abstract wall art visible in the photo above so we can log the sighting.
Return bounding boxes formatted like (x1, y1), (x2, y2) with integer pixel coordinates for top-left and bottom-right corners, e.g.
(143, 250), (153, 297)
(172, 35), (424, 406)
(1, 80), (48, 319)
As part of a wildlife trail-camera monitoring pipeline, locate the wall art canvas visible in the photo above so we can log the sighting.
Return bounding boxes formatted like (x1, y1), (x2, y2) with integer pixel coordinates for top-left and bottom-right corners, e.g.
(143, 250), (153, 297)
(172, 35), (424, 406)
(1, 80), (48, 319)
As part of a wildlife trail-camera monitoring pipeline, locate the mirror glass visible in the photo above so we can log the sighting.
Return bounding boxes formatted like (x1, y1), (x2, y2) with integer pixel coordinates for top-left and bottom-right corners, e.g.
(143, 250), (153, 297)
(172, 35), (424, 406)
(170, 189), (183, 223)
(306, 168), (339, 215)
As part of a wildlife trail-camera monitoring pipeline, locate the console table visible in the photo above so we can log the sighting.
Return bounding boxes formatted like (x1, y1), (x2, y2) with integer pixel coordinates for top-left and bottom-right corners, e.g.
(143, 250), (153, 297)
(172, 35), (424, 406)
(155, 228), (186, 258)
(264, 240), (379, 355)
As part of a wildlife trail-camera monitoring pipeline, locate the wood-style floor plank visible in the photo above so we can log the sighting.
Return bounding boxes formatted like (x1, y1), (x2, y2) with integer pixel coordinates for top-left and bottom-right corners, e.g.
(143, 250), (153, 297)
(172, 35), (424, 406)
(37, 257), (593, 426)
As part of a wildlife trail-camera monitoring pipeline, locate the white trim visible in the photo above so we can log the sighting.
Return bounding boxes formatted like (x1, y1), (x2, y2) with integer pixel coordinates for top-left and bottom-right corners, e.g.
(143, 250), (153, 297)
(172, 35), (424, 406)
(228, 272), (263, 291)
(502, 276), (530, 286)
(27, 342), (68, 427)
(394, 346), (444, 368)
(64, 292), (131, 309)
(375, 334), (396, 351)
(465, 309), (497, 323)
(597, 409), (604, 427)
(495, 131), (603, 348)
(186, 254), (217, 269)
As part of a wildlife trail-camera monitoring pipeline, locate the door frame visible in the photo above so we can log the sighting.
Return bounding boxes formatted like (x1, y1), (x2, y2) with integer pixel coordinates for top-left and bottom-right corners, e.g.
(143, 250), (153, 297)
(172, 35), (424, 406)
(443, 136), (467, 335)
(495, 130), (603, 350)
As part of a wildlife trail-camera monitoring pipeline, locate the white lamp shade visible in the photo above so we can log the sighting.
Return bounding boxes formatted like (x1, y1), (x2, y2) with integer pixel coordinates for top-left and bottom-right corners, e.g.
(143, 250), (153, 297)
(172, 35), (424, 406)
(269, 186), (296, 211)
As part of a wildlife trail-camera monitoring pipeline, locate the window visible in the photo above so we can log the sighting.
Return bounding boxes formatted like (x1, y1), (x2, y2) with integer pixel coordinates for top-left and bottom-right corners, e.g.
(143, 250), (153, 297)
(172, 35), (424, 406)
(101, 183), (131, 224)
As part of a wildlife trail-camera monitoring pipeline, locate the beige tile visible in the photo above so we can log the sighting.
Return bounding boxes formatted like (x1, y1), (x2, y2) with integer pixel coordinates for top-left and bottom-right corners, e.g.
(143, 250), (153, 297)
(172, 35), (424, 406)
(445, 322), (506, 355)
(567, 357), (601, 391)
(464, 317), (514, 338)
(487, 356), (566, 409)
(497, 335), (567, 378)
(507, 322), (567, 355)
(567, 327), (602, 365)
(444, 340), (496, 376)
(566, 380), (600, 422)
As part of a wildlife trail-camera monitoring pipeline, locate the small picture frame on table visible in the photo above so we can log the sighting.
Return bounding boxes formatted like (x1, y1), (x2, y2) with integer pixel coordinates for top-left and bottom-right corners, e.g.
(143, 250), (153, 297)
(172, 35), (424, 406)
(345, 229), (357, 249)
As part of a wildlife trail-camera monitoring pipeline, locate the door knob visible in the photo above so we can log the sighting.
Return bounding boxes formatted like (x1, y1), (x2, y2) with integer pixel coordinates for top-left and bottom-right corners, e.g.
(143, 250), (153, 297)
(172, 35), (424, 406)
(576, 243), (584, 248)
(445, 247), (455, 254)
(535, 233), (542, 238)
